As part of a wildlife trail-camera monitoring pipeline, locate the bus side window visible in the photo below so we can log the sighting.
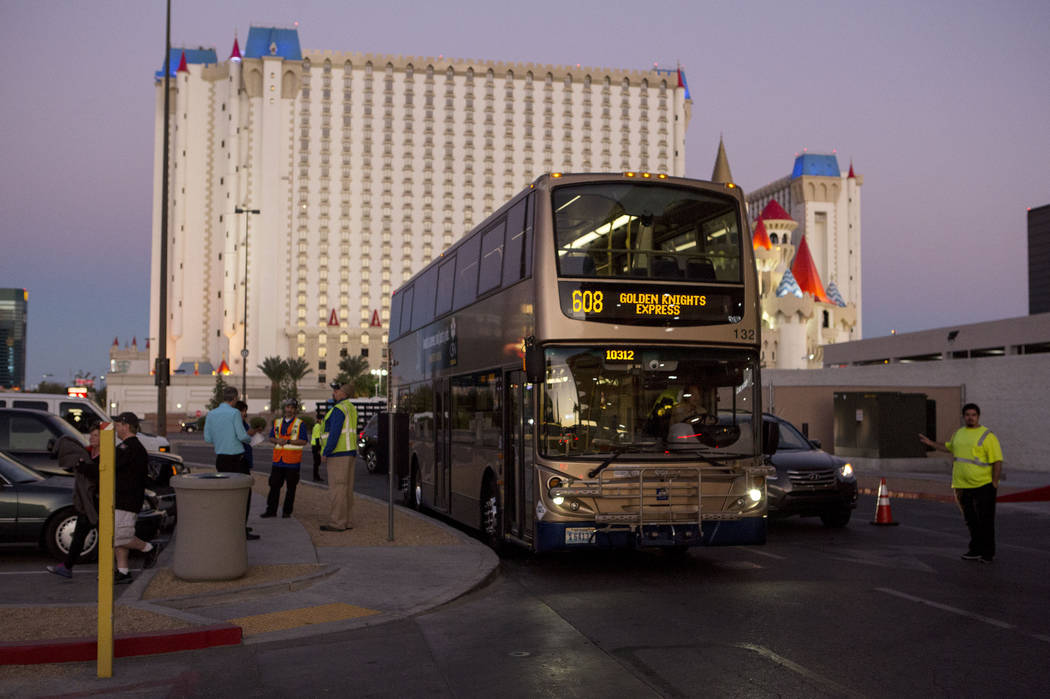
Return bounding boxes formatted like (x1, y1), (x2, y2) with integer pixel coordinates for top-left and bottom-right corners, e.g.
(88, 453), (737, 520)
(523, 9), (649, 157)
(453, 234), (481, 310)
(399, 286), (414, 337)
(389, 292), (403, 338)
(478, 219), (506, 294)
(435, 257), (456, 316)
(523, 192), (534, 278)
(503, 199), (527, 284)
(412, 267), (439, 330)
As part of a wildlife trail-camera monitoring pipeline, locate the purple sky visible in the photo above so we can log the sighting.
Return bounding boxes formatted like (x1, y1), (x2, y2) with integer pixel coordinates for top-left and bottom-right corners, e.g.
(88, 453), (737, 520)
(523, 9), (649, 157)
(1, 0), (1047, 388)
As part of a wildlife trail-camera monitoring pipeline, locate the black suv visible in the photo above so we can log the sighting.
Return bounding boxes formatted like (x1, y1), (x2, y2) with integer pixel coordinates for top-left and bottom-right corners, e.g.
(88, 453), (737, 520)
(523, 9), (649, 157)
(764, 414), (858, 527)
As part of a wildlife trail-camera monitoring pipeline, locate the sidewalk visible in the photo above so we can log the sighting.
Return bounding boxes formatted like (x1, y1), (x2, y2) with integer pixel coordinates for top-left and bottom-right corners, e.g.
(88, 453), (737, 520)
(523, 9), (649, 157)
(0, 475), (499, 665)
(854, 466), (1050, 509)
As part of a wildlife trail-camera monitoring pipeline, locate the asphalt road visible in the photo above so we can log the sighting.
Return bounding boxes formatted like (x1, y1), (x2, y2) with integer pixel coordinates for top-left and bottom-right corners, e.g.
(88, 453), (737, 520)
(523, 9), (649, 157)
(5, 435), (1050, 696)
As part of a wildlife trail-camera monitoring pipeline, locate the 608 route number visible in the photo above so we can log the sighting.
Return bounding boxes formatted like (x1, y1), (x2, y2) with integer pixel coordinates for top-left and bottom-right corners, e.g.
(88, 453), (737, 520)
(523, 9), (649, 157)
(572, 289), (604, 314)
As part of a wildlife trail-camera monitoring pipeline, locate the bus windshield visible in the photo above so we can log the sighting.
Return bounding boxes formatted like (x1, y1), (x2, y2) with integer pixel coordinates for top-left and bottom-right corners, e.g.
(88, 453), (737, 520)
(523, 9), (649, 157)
(539, 347), (757, 458)
(552, 183), (742, 282)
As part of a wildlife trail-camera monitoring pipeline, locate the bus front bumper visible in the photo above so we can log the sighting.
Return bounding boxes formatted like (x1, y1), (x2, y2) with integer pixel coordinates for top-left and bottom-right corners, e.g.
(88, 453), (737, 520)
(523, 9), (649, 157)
(534, 517), (766, 552)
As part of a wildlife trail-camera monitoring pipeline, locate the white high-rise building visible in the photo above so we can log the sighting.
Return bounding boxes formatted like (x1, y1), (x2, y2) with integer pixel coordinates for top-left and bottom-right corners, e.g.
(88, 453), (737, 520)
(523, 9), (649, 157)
(149, 27), (693, 390)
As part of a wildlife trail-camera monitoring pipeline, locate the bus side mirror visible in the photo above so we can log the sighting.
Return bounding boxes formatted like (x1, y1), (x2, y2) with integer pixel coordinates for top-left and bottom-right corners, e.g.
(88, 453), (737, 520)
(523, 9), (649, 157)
(761, 420), (779, 456)
(523, 337), (544, 384)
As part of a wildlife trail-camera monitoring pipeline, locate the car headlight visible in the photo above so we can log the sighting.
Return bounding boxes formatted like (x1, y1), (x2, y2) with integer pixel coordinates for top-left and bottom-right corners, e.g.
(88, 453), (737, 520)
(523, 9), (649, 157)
(840, 463), (854, 478)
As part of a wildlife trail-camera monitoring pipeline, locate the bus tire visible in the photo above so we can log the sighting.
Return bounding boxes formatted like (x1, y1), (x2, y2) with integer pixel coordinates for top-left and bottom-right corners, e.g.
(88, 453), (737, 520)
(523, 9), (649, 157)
(480, 474), (503, 551)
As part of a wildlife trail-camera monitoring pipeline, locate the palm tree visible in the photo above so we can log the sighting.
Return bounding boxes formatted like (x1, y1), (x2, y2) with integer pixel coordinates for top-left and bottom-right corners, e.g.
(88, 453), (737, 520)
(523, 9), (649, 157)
(336, 355), (371, 395)
(284, 357), (313, 402)
(257, 356), (288, 413)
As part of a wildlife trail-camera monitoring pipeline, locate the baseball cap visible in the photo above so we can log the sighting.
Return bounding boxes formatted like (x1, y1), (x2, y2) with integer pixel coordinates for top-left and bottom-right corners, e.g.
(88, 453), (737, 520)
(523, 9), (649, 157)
(114, 412), (140, 430)
(329, 381), (341, 390)
(281, 398), (299, 408)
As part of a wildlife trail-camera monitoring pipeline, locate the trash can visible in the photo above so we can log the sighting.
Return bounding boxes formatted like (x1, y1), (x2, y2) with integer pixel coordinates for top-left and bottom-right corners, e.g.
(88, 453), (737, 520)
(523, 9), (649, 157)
(170, 472), (253, 581)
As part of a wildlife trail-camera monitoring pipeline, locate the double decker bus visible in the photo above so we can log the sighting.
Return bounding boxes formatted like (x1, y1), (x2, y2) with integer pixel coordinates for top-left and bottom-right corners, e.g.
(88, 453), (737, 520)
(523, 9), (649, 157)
(388, 172), (775, 552)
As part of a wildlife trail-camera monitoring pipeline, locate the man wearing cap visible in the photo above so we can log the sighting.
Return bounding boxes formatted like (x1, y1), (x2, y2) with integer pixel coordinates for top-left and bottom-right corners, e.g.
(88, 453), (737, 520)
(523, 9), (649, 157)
(262, 399), (309, 518)
(320, 382), (359, 532)
(204, 386), (258, 539)
(112, 413), (160, 583)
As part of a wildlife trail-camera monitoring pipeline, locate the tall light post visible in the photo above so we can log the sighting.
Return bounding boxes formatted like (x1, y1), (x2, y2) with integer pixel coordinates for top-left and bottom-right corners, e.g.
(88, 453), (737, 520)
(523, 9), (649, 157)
(370, 368), (388, 397)
(234, 206), (259, 399)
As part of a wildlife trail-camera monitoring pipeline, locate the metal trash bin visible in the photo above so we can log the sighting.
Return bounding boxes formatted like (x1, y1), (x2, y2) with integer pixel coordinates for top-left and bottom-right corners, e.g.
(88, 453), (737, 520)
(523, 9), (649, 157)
(170, 472), (252, 581)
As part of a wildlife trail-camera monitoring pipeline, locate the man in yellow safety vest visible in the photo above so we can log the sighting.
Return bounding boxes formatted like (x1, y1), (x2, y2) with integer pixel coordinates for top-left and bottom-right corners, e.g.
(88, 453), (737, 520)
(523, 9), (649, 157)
(320, 382), (359, 532)
(262, 398), (309, 518)
(920, 403), (1003, 562)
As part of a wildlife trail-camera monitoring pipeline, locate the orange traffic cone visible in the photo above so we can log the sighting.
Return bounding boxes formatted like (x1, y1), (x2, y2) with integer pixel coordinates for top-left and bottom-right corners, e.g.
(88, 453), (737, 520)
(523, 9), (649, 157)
(870, 478), (899, 525)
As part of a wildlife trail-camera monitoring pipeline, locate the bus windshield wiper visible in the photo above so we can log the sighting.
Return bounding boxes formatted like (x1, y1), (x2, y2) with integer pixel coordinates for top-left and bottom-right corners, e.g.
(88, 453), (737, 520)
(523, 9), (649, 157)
(587, 441), (658, 478)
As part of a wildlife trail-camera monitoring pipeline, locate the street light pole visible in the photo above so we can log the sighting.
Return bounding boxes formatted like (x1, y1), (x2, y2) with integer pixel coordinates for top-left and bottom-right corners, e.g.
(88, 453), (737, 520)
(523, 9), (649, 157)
(234, 206), (259, 400)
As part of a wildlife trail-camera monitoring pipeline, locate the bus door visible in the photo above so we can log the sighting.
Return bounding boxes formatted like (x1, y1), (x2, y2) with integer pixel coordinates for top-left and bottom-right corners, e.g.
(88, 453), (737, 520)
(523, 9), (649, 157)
(433, 378), (451, 512)
(504, 370), (534, 543)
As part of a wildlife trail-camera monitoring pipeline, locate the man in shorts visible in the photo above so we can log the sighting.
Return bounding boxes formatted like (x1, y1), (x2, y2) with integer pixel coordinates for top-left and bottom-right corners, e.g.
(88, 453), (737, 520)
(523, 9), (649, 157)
(113, 413), (160, 583)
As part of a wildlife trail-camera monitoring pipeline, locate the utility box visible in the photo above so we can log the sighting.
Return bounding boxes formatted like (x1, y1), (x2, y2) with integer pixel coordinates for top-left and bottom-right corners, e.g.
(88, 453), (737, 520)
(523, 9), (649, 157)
(378, 411), (410, 481)
(834, 392), (929, 458)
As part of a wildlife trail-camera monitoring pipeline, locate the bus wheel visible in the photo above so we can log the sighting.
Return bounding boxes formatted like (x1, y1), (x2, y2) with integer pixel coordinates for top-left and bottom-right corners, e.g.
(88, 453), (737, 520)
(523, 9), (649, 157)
(480, 476), (502, 550)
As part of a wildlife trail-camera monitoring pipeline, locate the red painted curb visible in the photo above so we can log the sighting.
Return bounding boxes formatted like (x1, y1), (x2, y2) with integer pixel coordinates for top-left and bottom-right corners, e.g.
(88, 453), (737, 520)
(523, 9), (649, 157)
(0, 623), (242, 666)
(858, 487), (956, 504)
(997, 485), (1050, 503)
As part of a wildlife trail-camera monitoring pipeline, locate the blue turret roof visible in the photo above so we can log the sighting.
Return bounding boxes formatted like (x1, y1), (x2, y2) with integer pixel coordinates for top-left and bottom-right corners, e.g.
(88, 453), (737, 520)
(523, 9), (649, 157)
(791, 153), (840, 178)
(155, 48), (218, 80)
(826, 280), (847, 307)
(776, 269), (804, 298)
(244, 26), (302, 60)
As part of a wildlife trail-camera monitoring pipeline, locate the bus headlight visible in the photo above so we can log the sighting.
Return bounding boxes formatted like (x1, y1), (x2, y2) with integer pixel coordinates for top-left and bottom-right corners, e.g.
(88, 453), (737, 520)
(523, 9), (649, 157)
(748, 488), (762, 503)
(552, 495), (565, 506)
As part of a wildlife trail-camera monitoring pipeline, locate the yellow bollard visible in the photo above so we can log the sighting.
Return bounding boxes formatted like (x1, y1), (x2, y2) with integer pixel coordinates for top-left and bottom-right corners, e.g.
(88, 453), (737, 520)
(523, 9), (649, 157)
(97, 422), (115, 677)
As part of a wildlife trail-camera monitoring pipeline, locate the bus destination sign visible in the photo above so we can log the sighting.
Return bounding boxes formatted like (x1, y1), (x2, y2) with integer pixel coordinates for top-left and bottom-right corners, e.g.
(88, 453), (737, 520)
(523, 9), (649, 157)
(558, 282), (745, 325)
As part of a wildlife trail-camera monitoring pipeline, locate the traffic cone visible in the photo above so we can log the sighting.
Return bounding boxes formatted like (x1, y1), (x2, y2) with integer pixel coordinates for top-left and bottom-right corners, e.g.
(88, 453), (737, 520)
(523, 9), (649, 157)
(870, 478), (899, 525)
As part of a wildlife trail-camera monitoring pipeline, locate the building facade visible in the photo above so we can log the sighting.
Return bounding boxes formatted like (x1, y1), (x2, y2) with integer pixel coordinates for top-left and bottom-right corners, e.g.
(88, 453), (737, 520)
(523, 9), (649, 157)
(0, 288), (28, 390)
(149, 26), (694, 390)
(1029, 203), (1050, 315)
(744, 153), (863, 369)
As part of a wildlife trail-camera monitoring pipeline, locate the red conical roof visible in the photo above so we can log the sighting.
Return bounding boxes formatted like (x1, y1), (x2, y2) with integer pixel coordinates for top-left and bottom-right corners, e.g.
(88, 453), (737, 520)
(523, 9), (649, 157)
(176, 51), (189, 74)
(217, 359), (232, 375)
(229, 37), (242, 61)
(759, 199), (793, 222)
(112, 337), (119, 346)
(847, 161), (856, 178)
(752, 219), (772, 250)
(791, 236), (832, 303)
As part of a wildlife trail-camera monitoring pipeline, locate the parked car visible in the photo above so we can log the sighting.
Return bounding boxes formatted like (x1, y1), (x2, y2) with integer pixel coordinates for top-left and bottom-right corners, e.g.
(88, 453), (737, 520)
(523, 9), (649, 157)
(0, 394), (170, 452)
(179, 419), (201, 433)
(764, 413), (858, 527)
(0, 408), (184, 527)
(0, 449), (165, 562)
(358, 414), (381, 473)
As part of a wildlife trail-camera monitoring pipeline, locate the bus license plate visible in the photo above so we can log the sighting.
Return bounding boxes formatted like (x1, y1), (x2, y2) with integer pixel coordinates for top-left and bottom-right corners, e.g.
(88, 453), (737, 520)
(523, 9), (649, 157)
(565, 527), (595, 545)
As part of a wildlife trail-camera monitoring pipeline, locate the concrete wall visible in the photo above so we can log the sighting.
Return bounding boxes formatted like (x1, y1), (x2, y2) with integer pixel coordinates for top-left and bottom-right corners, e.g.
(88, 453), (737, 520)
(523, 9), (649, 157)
(764, 352), (1050, 473)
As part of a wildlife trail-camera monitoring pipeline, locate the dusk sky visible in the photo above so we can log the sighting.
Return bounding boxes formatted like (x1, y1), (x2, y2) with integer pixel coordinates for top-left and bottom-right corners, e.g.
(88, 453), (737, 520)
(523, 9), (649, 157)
(1, 0), (1046, 388)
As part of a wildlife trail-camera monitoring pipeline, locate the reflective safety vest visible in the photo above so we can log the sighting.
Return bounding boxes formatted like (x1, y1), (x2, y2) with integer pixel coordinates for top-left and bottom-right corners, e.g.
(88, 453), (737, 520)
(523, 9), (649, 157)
(310, 421), (323, 446)
(322, 399), (358, 455)
(951, 427), (995, 468)
(273, 417), (305, 465)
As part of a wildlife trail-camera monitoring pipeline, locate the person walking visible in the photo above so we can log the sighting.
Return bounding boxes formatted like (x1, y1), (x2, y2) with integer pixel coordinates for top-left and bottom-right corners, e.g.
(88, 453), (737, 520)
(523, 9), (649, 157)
(920, 403), (1003, 562)
(204, 386), (259, 540)
(47, 422), (101, 579)
(310, 418), (324, 482)
(112, 413), (160, 583)
(262, 399), (308, 518)
(320, 382), (358, 532)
